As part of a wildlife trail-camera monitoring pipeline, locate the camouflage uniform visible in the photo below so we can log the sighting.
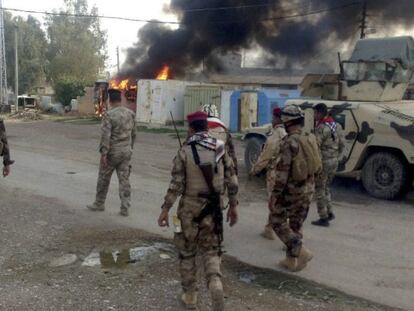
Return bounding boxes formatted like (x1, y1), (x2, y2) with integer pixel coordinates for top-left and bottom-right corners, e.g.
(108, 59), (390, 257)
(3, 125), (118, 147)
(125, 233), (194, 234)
(161, 133), (238, 295)
(270, 129), (315, 258)
(92, 106), (136, 212)
(251, 125), (287, 196)
(314, 122), (344, 219)
(208, 121), (238, 174)
(0, 119), (13, 167)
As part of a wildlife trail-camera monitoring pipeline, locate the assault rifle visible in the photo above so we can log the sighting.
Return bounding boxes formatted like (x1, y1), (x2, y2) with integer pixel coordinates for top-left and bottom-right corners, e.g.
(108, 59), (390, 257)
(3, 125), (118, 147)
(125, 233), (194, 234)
(193, 162), (224, 256)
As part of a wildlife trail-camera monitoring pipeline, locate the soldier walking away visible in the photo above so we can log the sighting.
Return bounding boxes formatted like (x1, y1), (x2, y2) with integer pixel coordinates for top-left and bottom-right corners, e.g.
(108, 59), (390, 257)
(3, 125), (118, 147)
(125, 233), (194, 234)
(158, 111), (238, 311)
(0, 118), (14, 177)
(250, 107), (287, 240)
(269, 106), (321, 272)
(207, 115), (238, 174)
(87, 89), (136, 216)
(311, 103), (344, 227)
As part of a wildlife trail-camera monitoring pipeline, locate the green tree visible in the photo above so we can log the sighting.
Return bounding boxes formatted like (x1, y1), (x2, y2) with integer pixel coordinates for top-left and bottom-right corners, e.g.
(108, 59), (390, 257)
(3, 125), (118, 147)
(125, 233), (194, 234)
(54, 76), (86, 106)
(46, 0), (107, 104)
(4, 12), (48, 94)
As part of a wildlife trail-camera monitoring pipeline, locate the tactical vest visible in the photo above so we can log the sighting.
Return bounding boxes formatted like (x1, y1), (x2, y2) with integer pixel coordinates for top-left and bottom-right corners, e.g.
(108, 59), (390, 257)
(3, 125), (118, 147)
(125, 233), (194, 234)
(292, 133), (322, 182)
(184, 144), (225, 197)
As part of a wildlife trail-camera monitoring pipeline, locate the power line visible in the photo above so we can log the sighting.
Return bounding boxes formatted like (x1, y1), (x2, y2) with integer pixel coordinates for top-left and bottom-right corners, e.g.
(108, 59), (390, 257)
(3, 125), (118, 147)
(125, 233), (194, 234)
(1, 2), (362, 26)
(264, 1), (361, 21)
(2, 7), (181, 25)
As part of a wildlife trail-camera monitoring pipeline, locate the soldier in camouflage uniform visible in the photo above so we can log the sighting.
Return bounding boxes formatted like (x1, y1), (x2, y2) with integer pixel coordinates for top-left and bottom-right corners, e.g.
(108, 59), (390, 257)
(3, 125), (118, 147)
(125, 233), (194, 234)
(269, 106), (319, 272)
(158, 111), (238, 311)
(0, 119), (14, 177)
(311, 103), (345, 227)
(207, 116), (238, 174)
(251, 107), (286, 240)
(87, 89), (136, 216)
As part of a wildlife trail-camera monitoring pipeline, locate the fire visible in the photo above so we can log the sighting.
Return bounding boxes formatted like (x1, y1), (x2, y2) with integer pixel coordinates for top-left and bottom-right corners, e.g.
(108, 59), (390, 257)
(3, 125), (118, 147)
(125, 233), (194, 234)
(109, 77), (137, 102)
(110, 78), (130, 91)
(156, 65), (170, 80)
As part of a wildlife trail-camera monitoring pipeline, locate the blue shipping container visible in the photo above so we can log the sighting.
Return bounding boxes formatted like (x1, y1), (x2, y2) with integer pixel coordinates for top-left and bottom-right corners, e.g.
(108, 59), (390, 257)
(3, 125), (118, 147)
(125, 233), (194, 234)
(229, 89), (301, 132)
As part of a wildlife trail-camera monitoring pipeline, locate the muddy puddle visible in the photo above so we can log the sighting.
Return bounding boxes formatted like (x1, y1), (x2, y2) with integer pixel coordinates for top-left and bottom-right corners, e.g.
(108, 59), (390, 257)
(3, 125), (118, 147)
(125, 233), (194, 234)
(82, 242), (174, 269)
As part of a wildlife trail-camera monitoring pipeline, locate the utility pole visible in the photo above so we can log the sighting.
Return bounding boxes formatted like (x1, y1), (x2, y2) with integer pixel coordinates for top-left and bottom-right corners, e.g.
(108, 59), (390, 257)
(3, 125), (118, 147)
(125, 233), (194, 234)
(14, 24), (18, 112)
(116, 46), (120, 74)
(360, 1), (367, 39)
(0, 0), (8, 109)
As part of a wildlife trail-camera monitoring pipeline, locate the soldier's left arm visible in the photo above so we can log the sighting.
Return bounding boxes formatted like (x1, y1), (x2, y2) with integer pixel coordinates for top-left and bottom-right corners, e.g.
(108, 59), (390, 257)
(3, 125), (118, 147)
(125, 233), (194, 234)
(0, 119), (13, 166)
(223, 151), (238, 206)
(161, 149), (186, 211)
(131, 114), (137, 150)
(226, 132), (238, 174)
(337, 123), (345, 156)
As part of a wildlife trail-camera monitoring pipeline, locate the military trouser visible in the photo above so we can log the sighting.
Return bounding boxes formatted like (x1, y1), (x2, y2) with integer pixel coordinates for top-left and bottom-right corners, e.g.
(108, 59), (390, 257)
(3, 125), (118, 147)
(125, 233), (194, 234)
(94, 151), (132, 210)
(174, 197), (221, 293)
(315, 159), (338, 219)
(269, 194), (311, 257)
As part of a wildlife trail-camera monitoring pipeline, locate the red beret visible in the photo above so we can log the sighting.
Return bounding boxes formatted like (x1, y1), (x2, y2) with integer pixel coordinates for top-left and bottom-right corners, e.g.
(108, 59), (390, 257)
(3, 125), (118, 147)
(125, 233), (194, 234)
(187, 111), (208, 124)
(273, 107), (282, 118)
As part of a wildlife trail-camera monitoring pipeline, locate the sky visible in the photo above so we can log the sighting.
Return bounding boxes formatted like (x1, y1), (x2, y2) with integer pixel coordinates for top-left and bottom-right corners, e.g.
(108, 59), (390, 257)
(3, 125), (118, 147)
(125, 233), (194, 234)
(4, 0), (173, 74)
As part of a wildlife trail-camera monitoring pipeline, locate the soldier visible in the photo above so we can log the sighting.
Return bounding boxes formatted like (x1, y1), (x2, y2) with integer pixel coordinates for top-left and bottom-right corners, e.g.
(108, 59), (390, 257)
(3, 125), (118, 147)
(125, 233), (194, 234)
(0, 118), (14, 177)
(269, 105), (321, 272)
(87, 89), (136, 216)
(250, 107), (287, 240)
(311, 103), (345, 227)
(158, 111), (238, 311)
(207, 115), (238, 174)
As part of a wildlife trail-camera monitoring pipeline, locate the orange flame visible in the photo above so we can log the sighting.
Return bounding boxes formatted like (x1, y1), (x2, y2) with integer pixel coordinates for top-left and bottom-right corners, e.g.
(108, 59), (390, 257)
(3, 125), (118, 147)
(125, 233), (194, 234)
(110, 78), (131, 91)
(156, 65), (170, 80)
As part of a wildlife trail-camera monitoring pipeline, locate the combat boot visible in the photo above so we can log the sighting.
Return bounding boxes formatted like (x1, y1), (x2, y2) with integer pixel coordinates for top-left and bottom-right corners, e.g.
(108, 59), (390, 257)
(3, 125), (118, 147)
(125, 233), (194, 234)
(296, 246), (313, 271)
(180, 291), (197, 310)
(327, 212), (335, 221)
(86, 203), (104, 212)
(209, 276), (224, 311)
(261, 224), (276, 240)
(311, 218), (330, 227)
(278, 256), (298, 272)
(120, 208), (128, 217)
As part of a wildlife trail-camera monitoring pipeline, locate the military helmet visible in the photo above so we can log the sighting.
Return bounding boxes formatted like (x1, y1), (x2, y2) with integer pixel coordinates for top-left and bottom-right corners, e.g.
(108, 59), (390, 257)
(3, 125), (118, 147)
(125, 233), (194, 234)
(281, 105), (304, 123)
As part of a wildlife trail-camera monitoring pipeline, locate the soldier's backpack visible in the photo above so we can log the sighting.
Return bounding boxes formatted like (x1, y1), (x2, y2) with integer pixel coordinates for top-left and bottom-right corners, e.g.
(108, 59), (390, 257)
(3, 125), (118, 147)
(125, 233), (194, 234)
(292, 133), (322, 182)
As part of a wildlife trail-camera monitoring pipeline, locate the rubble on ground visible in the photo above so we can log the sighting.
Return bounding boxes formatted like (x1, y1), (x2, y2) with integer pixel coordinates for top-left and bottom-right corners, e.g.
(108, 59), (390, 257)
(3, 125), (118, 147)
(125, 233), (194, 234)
(9, 109), (43, 121)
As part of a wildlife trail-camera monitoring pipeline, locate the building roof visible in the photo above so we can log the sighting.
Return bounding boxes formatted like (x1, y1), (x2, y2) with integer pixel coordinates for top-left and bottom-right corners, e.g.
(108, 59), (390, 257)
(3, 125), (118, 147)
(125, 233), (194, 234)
(207, 74), (303, 86)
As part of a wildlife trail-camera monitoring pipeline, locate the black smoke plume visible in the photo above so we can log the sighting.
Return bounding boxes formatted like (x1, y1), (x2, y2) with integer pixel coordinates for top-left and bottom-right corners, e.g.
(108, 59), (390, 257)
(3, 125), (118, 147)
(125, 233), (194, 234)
(121, 0), (414, 79)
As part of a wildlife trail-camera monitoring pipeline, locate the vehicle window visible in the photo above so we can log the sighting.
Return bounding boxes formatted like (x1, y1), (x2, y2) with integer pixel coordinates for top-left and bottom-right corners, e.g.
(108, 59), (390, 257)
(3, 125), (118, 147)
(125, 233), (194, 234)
(343, 61), (412, 83)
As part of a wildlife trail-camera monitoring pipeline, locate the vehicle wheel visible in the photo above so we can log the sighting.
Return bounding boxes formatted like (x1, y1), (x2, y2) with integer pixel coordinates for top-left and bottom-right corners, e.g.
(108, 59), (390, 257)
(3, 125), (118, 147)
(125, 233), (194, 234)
(361, 152), (410, 200)
(244, 137), (265, 173)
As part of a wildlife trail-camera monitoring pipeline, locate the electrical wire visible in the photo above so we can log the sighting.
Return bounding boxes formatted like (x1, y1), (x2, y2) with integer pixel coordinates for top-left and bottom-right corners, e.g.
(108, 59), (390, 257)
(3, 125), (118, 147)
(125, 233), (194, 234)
(1, 1), (362, 26)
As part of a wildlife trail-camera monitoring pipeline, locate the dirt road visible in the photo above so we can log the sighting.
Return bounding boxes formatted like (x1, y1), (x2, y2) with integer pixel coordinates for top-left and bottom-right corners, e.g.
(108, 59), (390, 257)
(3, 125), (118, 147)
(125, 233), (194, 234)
(2, 119), (413, 310)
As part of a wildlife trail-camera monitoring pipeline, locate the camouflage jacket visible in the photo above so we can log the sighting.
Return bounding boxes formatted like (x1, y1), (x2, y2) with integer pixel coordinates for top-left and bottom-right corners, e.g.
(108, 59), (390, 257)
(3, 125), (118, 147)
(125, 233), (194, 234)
(271, 129), (315, 200)
(0, 119), (13, 166)
(314, 120), (345, 162)
(161, 133), (238, 211)
(99, 106), (136, 155)
(251, 124), (287, 175)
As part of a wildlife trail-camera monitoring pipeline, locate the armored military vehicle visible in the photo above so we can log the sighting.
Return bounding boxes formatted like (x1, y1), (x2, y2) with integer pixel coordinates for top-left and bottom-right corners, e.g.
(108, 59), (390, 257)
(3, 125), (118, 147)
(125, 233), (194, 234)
(244, 36), (414, 200)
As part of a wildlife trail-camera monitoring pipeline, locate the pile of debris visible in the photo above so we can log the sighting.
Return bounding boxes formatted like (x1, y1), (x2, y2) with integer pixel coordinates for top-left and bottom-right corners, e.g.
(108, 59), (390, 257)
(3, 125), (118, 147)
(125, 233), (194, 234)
(10, 109), (43, 121)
